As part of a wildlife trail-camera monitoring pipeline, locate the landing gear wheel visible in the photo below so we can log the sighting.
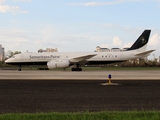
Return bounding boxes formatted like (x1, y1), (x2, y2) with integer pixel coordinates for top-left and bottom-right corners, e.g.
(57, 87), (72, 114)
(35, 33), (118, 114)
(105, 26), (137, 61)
(71, 64), (82, 71)
(72, 68), (76, 71)
(18, 65), (21, 71)
(78, 68), (82, 71)
(71, 67), (82, 71)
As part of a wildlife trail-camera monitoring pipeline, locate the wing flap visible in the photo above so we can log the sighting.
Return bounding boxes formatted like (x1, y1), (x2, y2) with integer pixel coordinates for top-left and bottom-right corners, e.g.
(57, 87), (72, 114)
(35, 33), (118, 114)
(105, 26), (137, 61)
(134, 49), (155, 56)
(70, 54), (97, 63)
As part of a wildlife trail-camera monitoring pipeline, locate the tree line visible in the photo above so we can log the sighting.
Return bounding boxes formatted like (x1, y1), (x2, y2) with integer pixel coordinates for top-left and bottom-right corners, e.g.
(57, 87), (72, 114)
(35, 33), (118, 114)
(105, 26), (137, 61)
(0, 51), (21, 67)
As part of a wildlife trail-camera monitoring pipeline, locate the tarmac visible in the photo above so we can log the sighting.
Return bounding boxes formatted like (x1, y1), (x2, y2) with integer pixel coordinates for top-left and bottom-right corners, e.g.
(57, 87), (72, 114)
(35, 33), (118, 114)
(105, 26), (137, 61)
(0, 70), (160, 113)
(0, 70), (160, 80)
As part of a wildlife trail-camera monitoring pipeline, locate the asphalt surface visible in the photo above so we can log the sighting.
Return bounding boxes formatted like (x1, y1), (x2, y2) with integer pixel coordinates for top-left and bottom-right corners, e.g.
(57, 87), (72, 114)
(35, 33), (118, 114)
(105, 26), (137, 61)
(0, 80), (160, 113)
(0, 70), (160, 80)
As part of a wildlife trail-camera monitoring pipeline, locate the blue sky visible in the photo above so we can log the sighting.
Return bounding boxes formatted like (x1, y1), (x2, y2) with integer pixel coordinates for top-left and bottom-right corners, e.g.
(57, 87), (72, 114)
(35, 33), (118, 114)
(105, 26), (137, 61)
(0, 0), (160, 60)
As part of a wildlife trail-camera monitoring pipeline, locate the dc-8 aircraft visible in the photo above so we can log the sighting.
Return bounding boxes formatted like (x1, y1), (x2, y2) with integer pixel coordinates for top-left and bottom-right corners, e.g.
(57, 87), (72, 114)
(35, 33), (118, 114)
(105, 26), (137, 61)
(5, 30), (155, 71)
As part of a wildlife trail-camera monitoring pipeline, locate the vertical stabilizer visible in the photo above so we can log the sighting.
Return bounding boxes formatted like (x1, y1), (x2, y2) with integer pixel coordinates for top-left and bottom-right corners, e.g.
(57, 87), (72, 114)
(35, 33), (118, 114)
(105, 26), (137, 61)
(127, 30), (151, 51)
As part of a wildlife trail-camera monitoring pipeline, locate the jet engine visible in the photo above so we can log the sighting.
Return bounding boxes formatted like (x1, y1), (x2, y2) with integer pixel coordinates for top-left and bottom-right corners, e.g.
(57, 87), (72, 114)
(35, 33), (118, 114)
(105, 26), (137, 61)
(47, 59), (70, 69)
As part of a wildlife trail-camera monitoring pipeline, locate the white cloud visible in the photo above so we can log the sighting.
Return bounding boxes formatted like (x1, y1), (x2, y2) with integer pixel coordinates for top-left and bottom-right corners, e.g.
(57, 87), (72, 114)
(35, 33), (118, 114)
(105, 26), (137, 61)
(0, 29), (29, 42)
(12, 0), (32, 2)
(123, 42), (133, 48)
(68, 0), (140, 6)
(0, 0), (29, 13)
(147, 33), (160, 59)
(149, 33), (160, 47)
(100, 44), (112, 48)
(0, 5), (28, 13)
(0, 0), (5, 5)
(112, 36), (122, 46)
(0, 28), (38, 52)
(100, 37), (132, 49)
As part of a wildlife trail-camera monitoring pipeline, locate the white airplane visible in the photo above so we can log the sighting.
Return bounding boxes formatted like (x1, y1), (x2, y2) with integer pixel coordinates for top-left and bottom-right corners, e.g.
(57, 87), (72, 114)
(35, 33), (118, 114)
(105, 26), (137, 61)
(5, 30), (155, 71)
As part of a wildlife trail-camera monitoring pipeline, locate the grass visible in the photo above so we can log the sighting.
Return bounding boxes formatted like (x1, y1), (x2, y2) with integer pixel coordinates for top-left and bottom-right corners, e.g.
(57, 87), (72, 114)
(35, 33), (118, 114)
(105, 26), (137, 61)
(0, 111), (160, 120)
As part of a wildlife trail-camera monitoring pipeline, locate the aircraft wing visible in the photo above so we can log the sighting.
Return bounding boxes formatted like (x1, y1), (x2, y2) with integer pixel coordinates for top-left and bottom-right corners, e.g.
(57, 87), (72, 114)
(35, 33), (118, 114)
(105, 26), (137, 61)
(134, 49), (155, 56)
(69, 54), (97, 63)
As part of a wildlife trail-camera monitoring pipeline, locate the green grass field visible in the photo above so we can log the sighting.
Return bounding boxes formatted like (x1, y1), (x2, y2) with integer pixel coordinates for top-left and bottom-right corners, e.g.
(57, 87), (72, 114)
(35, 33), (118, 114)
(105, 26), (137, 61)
(0, 111), (160, 120)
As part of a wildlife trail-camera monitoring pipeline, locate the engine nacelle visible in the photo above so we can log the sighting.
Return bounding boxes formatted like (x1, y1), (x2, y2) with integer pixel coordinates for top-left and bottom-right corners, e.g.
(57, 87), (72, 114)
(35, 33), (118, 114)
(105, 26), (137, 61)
(47, 59), (70, 69)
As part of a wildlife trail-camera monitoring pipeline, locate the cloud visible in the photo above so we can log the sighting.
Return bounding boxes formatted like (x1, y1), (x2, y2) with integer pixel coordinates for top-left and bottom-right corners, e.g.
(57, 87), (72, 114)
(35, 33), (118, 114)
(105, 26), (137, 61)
(0, 28), (39, 52)
(68, 0), (140, 6)
(112, 36), (122, 46)
(0, 5), (28, 13)
(99, 36), (122, 48)
(0, 0), (29, 13)
(149, 33), (160, 47)
(100, 36), (132, 49)
(12, 0), (32, 2)
(147, 33), (160, 59)
(99, 44), (112, 48)
(0, 0), (5, 5)
(123, 42), (133, 48)
(0, 28), (29, 42)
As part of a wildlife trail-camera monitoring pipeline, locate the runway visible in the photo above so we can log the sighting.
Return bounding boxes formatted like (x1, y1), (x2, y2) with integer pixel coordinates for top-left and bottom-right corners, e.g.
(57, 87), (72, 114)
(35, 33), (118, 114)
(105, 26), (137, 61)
(0, 80), (160, 113)
(0, 70), (160, 113)
(0, 70), (160, 80)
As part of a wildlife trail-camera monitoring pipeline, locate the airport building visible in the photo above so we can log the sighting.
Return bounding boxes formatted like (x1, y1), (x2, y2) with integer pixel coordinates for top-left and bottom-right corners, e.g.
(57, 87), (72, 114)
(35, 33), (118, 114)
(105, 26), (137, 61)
(95, 46), (110, 52)
(110, 48), (121, 52)
(95, 46), (123, 52)
(0, 44), (5, 61)
(38, 48), (58, 53)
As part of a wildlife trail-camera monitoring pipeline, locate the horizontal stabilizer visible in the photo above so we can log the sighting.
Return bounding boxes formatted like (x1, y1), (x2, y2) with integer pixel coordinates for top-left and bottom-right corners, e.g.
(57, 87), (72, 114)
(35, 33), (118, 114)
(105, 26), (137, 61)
(70, 54), (97, 63)
(134, 50), (155, 56)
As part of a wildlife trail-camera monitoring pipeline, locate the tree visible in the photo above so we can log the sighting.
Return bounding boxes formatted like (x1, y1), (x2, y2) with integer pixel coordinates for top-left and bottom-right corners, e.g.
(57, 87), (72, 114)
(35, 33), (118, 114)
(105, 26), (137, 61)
(14, 51), (21, 55)
(6, 50), (21, 58)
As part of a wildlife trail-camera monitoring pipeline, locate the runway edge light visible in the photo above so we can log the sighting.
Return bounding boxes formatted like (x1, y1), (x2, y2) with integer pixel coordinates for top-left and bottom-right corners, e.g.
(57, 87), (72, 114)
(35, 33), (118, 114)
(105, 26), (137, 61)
(101, 74), (119, 85)
(108, 74), (112, 84)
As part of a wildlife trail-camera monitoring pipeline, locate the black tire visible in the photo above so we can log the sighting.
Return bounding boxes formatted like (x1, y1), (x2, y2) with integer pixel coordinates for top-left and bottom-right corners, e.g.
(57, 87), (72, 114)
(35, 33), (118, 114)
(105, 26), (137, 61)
(71, 68), (82, 71)
(78, 68), (82, 71)
(72, 68), (75, 71)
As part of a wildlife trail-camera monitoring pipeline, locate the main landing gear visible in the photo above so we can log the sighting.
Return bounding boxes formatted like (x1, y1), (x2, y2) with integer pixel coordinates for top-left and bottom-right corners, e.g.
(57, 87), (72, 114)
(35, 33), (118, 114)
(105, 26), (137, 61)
(71, 67), (82, 71)
(71, 64), (82, 71)
(18, 65), (21, 71)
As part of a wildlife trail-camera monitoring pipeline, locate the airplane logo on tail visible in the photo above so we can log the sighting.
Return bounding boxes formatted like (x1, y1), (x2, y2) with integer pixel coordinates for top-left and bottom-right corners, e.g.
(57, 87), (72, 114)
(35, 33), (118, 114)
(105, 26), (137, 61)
(141, 37), (146, 44)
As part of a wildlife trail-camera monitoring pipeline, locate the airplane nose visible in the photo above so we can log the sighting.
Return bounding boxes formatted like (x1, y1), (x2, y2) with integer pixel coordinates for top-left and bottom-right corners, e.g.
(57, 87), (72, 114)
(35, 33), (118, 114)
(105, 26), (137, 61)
(5, 58), (11, 64)
(5, 59), (9, 63)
